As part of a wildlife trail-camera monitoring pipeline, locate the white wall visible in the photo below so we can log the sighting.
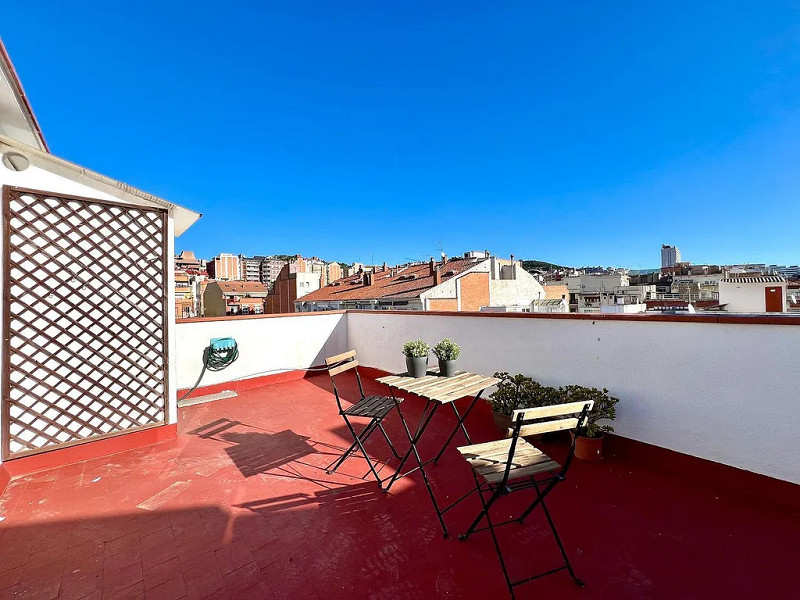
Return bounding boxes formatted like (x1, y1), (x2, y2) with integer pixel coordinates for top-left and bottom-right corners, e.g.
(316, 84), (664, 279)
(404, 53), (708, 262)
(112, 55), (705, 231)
(600, 303), (647, 314)
(174, 313), (348, 389)
(719, 281), (786, 313)
(347, 311), (800, 484)
(566, 273), (630, 292)
(490, 270), (544, 306)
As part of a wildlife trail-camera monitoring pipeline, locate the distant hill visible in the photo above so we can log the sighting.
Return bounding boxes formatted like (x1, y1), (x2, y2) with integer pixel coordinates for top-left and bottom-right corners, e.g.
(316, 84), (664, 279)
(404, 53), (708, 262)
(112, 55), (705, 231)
(521, 259), (567, 272)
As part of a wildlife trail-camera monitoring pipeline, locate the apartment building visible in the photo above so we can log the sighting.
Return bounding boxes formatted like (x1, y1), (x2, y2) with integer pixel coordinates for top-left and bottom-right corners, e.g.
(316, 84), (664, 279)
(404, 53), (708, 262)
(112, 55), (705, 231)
(295, 252), (545, 312)
(255, 256), (286, 286)
(175, 250), (206, 272)
(207, 253), (240, 281)
(661, 244), (681, 268)
(564, 273), (630, 312)
(264, 261), (322, 314)
(203, 281), (269, 317)
(175, 270), (195, 319)
(236, 255), (261, 282)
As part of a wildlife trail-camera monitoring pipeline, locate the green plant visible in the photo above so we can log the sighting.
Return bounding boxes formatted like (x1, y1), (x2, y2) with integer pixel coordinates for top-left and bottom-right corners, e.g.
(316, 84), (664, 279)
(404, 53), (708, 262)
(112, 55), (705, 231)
(559, 385), (619, 438)
(432, 338), (461, 361)
(402, 339), (430, 358)
(488, 372), (560, 416)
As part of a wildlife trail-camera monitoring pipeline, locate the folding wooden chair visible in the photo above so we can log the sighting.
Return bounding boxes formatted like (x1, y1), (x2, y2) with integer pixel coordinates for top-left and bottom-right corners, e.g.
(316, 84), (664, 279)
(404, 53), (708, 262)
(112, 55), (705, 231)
(454, 401), (593, 599)
(325, 350), (403, 489)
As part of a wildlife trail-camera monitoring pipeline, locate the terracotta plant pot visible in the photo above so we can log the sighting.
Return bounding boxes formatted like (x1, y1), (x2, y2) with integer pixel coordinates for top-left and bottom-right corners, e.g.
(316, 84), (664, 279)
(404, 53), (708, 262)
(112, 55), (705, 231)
(438, 359), (457, 377)
(492, 411), (512, 431)
(572, 432), (604, 460)
(405, 355), (428, 378)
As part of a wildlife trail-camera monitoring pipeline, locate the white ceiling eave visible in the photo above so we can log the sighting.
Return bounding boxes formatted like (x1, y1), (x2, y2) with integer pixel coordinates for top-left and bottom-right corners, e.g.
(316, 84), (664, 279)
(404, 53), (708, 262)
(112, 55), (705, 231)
(0, 134), (202, 236)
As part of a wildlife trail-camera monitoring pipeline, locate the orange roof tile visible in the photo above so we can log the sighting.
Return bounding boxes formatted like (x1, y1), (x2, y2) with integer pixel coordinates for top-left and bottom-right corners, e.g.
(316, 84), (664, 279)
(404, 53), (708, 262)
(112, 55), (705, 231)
(300, 258), (485, 302)
(216, 281), (268, 294)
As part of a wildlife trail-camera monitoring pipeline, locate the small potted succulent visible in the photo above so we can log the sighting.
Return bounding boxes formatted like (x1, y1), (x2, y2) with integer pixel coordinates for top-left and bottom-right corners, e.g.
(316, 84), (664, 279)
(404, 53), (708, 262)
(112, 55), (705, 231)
(402, 339), (430, 378)
(487, 372), (559, 430)
(432, 338), (461, 377)
(560, 385), (619, 460)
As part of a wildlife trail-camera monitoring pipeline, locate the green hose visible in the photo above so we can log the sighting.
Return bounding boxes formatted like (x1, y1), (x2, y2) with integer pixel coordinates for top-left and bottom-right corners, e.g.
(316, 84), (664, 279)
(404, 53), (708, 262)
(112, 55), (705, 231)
(179, 343), (240, 401)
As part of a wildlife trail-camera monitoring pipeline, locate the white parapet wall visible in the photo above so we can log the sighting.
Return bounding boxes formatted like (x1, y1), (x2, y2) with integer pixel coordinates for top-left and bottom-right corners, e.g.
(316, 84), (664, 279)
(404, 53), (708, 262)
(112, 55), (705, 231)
(175, 312), (348, 390)
(347, 310), (800, 485)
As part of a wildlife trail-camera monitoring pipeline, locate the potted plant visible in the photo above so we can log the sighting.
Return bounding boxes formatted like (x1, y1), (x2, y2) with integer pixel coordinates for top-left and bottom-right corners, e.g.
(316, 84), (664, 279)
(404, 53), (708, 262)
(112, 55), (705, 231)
(560, 385), (619, 460)
(487, 372), (558, 430)
(402, 339), (430, 378)
(432, 338), (461, 376)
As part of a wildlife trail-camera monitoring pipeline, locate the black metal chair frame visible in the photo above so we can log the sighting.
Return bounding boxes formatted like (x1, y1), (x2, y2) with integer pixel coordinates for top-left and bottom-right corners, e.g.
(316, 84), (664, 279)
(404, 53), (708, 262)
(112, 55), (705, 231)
(325, 351), (402, 489)
(452, 402), (592, 599)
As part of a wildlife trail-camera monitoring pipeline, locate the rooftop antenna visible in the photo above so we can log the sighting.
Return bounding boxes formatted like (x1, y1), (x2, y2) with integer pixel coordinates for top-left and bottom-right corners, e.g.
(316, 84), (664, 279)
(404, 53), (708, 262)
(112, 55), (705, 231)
(437, 241), (445, 260)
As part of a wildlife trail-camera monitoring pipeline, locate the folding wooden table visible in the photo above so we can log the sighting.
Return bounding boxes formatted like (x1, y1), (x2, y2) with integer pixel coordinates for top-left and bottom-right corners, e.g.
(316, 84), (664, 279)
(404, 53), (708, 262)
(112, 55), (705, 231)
(377, 368), (500, 536)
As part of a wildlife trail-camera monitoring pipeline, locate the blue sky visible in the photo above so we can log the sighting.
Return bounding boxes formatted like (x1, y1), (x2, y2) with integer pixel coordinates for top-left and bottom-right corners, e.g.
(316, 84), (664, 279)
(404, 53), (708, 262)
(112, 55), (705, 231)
(4, 1), (800, 268)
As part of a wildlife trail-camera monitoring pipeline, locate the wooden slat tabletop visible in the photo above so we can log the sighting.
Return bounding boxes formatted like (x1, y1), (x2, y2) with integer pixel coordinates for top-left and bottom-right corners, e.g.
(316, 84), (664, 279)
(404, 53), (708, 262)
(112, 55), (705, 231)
(377, 369), (500, 405)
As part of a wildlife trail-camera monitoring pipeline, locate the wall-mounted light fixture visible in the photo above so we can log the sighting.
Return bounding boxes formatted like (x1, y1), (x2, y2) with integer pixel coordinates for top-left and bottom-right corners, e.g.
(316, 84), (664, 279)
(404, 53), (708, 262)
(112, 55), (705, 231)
(2, 152), (30, 172)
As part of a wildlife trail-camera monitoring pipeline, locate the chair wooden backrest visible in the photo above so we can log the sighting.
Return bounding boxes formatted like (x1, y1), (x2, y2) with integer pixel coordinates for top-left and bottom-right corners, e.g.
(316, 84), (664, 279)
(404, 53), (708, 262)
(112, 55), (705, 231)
(325, 350), (365, 411)
(508, 401), (594, 438)
(498, 401), (594, 488)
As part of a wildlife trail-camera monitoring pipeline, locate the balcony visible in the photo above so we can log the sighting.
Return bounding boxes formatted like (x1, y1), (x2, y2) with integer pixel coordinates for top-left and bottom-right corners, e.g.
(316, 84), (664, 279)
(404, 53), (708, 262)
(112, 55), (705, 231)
(1, 310), (798, 599)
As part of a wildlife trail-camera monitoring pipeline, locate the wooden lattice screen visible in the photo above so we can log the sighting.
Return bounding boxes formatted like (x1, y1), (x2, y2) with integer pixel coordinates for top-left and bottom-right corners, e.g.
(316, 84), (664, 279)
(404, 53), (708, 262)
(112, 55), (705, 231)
(2, 186), (169, 459)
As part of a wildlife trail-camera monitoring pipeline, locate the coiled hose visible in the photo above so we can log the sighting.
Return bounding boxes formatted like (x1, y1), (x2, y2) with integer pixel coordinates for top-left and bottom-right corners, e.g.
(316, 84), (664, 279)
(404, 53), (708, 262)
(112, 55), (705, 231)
(179, 342), (240, 401)
(179, 341), (346, 401)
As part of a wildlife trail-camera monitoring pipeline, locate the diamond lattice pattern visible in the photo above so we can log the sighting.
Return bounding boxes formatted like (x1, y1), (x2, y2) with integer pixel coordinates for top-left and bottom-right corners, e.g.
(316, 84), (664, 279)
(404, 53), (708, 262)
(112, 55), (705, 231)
(3, 189), (167, 457)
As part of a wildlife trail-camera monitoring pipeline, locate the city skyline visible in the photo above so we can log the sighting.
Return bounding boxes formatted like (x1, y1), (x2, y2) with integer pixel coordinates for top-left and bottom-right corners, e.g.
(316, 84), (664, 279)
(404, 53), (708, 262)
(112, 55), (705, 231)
(4, 2), (800, 266)
(183, 246), (798, 273)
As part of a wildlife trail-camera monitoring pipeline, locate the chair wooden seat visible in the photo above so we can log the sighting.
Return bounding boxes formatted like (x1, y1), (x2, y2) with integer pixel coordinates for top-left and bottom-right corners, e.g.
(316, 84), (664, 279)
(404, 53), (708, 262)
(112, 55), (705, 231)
(343, 395), (402, 419)
(458, 438), (560, 484)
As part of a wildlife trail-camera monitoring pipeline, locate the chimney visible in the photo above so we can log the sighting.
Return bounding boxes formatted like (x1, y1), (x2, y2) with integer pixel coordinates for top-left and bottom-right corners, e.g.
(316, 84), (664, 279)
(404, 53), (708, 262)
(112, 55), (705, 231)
(433, 268), (441, 286)
(363, 271), (374, 286)
(440, 254), (447, 265)
(382, 261), (388, 272)
(429, 257), (435, 276)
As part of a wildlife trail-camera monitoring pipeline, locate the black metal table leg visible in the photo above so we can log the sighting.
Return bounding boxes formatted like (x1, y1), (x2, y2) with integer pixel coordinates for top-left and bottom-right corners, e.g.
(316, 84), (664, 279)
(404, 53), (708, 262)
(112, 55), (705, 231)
(383, 393), (438, 491)
(381, 387), (451, 535)
(431, 389), (486, 465)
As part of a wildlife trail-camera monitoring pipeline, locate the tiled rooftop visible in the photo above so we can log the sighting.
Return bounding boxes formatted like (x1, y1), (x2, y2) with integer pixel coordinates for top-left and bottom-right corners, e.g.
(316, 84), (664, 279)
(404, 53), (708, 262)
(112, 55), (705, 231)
(301, 257), (482, 302)
(1, 372), (798, 600)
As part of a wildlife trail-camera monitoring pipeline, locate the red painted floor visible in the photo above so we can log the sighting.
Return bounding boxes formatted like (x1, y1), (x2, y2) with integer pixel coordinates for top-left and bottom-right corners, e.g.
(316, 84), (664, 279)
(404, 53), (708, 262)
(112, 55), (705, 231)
(1, 372), (799, 600)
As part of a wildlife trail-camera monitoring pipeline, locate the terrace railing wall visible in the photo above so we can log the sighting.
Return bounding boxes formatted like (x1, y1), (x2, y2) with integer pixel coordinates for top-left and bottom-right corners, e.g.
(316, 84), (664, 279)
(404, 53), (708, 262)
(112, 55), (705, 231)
(347, 310), (800, 485)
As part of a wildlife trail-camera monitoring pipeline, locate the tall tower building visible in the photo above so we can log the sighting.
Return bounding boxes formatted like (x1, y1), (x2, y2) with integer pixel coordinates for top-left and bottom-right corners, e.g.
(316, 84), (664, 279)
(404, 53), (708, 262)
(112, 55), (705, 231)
(661, 245), (681, 268)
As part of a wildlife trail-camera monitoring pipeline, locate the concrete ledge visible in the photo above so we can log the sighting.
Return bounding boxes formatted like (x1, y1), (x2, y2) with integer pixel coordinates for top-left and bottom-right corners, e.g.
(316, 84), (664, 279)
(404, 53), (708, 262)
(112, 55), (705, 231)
(347, 309), (800, 325)
(178, 310), (346, 324)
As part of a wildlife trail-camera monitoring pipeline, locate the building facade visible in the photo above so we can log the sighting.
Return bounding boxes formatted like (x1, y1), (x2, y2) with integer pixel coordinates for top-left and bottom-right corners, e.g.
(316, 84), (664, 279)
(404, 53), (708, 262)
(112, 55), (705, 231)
(203, 281), (269, 317)
(255, 256), (286, 286)
(264, 261), (322, 314)
(207, 253), (240, 281)
(661, 245), (681, 268)
(238, 255), (262, 282)
(295, 253), (545, 313)
(719, 276), (787, 313)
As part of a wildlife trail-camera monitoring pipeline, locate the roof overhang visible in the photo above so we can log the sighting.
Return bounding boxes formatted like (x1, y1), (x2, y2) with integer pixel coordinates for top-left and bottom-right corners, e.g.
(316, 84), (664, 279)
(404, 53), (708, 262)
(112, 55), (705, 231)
(0, 38), (48, 152)
(0, 134), (201, 236)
